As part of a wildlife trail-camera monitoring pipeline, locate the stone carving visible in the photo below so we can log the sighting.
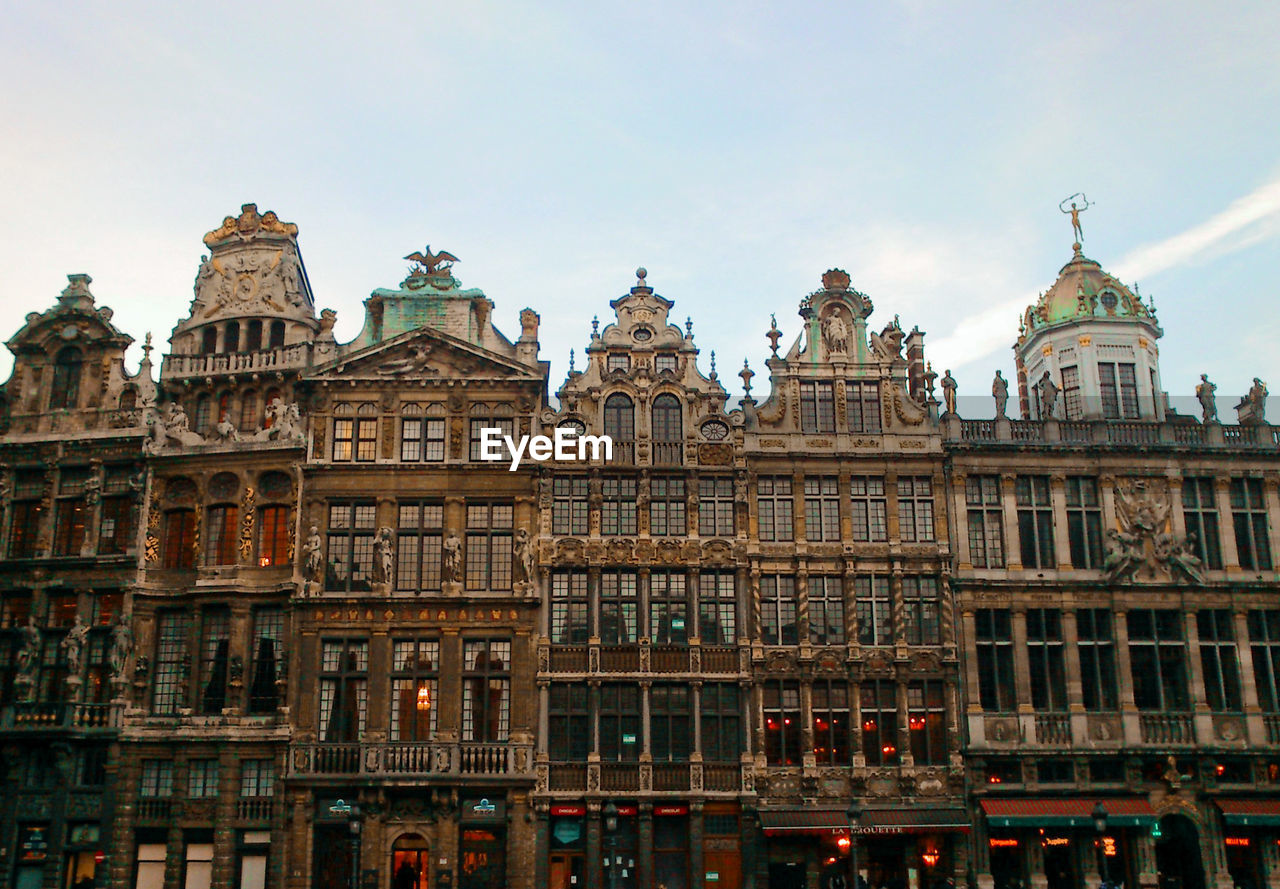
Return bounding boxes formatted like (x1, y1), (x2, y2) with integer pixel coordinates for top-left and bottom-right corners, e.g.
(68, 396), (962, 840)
(109, 613), (133, 682)
(1196, 374), (1217, 423)
(869, 322), (904, 362)
(1036, 371), (1059, 419)
(60, 615), (90, 676)
(212, 418), (241, 443)
(940, 369), (957, 416)
(302, 526), (324, 589)
(374, 527), (395, 585)
(16, 615), (41, 686)
(513, 529), (536, 587)
(1105, 479), (1203, 583)
(820, 309), (849, 355)
(377, 343), (435, 376)
(442, 534), (463, 587)
(83, 474), (102, 507)
(992, 370), (1009, 418)
(203, 203), (298, 246)
(1236, 377), (1268, 425)
(1059, 193), (1090, 244)
(889, 381), (927, 426)
(263, 399), (305, 443)
(145, 403), (202, 453)
(404, 246), (459, 277)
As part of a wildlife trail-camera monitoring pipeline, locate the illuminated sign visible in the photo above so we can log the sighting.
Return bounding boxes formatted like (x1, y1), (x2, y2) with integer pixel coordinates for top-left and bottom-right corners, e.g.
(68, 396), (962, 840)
(1043, 837), (1070, 847)
(989, 839), (1019, 848)
(1225, 838), (1250, 848)
(1102, 837), (1118, 857)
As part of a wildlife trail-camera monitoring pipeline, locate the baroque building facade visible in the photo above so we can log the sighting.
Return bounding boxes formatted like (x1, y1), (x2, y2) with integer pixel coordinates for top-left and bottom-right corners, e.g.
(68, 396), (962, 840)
(1, 205), (1278, 889)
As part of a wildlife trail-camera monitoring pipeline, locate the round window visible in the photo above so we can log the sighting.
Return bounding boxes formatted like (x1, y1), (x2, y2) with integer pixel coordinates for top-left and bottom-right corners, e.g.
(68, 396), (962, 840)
(700, 420), (729, 441)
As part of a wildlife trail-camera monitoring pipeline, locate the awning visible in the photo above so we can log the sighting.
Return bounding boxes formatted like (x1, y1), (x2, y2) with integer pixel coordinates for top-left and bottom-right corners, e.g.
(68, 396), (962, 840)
(760, 808), (970, 836)
(1216, 799), (1280, 827)
(981, 798), (1156, 828)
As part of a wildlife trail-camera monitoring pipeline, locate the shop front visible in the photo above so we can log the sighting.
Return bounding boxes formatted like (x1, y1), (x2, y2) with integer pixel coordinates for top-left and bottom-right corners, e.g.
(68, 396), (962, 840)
(759, 807), (970, 889)
(1214, 800), (1280, 889)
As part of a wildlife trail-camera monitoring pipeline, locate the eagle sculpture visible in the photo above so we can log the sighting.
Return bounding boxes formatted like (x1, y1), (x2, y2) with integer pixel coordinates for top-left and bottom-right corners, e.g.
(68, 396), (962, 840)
(405, 246), (459, 274)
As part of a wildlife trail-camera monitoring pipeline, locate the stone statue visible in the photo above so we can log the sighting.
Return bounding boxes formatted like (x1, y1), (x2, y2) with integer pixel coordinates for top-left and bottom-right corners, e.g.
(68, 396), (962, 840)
(303, 525), (324, 582)
(17, 615), (41, 681)
(1036, 371), (1059, 419)
(1236, 378), (1268, 424)
(820, 311), (849, 354)
(992, 370), (1009, 418)
(1102, 528), (1143, 583)
(60, 615), (90, 676)
(513, 528), (536, 585)
(109, 613), (133, 679)
(941, 369), (957, 416)
(1156, 532), (1205, 585)
(212, 418), (241, 442)
(374, 527), (395, 585)
(442, 533), (463, 585)
(1059, 194), (1090, 244)
(83, 475), (102, 507)
(404, 246), (459, 276)
(1196, 374), (1218, 423)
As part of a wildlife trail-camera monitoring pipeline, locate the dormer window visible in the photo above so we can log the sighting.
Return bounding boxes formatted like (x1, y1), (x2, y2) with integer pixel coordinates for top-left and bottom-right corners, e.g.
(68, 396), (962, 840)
(49, 347), (83, 410)
(607, 354), (630, 373)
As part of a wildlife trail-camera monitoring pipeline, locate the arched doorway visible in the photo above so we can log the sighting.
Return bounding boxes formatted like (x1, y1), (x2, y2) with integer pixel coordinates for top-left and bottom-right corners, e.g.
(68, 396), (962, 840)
(1154, 815), (1205, 889)
(391, 834), (430, 889)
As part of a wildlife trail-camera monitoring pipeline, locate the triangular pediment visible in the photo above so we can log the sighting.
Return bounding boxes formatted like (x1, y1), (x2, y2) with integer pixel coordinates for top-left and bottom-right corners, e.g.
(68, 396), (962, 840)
(307, 327), (543, 382)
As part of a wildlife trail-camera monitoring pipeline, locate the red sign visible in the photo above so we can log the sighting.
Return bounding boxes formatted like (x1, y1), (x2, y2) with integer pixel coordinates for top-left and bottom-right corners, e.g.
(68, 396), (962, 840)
(654, 805), (688, 816)
(94, 851), (106, 864)
(551, 806), (585, 816)
(616, 806), (638, 816)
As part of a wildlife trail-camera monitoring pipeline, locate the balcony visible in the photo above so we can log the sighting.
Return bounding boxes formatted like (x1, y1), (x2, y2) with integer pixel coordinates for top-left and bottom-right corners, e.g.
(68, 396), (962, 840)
(1139, 713), (1194, 745)
(136, 798), (173, 822)
(1266, 715), (1280, 746)
(651, 441), (684, 466)
(5, 702), (118, 731)
(162, 343), (313, 379)
(236, 797), (276, 822)
(1034, 713), (1070, 745)
(290, 742), (534, 780)
(952, 417), (1280, 450)
(547, 761), (746, 794)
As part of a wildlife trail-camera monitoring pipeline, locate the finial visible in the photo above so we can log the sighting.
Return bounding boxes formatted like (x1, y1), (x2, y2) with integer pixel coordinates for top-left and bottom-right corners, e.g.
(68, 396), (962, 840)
(767, 314), (781, 357)
(894, 314), (901, 329)
(142, 332), (153, 359)
(636, 267), (647, 284)
(740, 359), (754, 396)
(685, 317), (693, 338)
(709, 350), (717, 379)
(569, 349), (576, 373)
(592, 315), (599, 337)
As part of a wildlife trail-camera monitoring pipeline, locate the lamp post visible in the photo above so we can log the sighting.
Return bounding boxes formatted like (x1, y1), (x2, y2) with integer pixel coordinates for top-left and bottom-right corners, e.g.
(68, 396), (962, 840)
(1092, 802), (1109, 889)
(847, 801), (863, 889)
(329, 799), (361, 889)
(603, 802), (619, 889)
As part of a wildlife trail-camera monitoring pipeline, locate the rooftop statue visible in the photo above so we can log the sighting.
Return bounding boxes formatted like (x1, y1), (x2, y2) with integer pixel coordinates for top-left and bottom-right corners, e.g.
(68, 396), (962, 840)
(1059, 193), (1091, 246)
(405, 246), (460, 276)
(1196, 374), (1218, 423)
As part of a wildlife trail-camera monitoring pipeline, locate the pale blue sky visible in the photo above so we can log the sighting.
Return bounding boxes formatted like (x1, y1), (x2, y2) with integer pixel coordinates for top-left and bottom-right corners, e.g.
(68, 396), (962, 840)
(2, 1), (1278, 416)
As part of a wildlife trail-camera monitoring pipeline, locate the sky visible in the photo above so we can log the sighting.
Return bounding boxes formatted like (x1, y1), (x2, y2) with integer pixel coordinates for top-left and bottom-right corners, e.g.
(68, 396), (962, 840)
(2, 1), (1278, 417)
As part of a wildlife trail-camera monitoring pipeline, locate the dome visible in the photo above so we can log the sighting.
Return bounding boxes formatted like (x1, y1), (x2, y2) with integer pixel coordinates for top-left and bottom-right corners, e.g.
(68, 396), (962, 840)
(1020, 247), (1159, 339)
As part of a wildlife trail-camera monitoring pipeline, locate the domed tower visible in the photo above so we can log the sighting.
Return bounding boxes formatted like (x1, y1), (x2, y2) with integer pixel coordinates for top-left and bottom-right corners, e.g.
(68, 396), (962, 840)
(1015, 238), (1164, 421)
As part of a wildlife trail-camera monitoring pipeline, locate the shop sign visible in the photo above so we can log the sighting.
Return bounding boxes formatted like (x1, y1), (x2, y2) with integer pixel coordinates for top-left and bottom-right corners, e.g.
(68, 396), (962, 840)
(461, 798), (504, 822)
(553, 822), (583, 845)
(622, 734), (637, 745)
(1102, 837), (1117, 857)
(707, 873), (720, 882)
(551, 805), (586, 816)
(472, 799), (496, 816)
(18, 826), (49, 862)
(654, 805), (688, 816)
(1225, 837), (1250, 847)
(1042, 837), (1069, 847)
(853, 826), (906, 836)
(616, 806), (637, 816)
(989, 838), (1018, 849)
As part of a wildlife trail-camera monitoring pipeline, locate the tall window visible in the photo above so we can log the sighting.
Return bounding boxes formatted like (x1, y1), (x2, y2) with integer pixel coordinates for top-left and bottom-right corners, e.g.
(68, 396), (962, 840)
(396, 501), (443, 592)
(763, 680), (802, 765)
(465, 502), (513, 590)
(194, 394), (213, 434)
(601, 477), (638, 537)
(651, 394), (683, 465)
(701, 683), (742, 761)
(257, 505), (290, 568)
(552, 477), (589, 536)
(548, 683), (589, 761)
(224, 321), (240, 353)
(1065, 477), (1103, 569)
(812, 680), (849, 764)
(847, 381), (881, 433)
(198, 607), (231, 714)
(98, 466), (137, 555)
(756, 477), (794, 542)
(759, 576), (797, 645)
(698, 572), (736, 644)
(1077, 609), (1118, 711)
(650, 684), (691, 761)
(804, 477), (840, 541)
(975, 609), (1015, 711)
(603, 394), (635, 462)
(697, 477), (735, 537)
(897, 476), (935, 542)
(319, 639), (369, 742)
(400, 404), (446, 462)
(649, 572), (689, 644)
(1197, 610), (1241, 712)
(849, 476), (887, 543)
(1015, 475), (1055, 569)
(800, 381), (836, 434)
(468, 405), (514, 461)
(53, 468), (89, 556)
(204, 504), (239, 566)
(326, 502), (376, 591)
(599, 684), (641, 761)
(462, 639), (510, 742)
(333, 404), (378, 462)
(240, 760), (275, 799)
(245, 320), (263, 351)
(901, 576), (941, 645)
(1182, 478), (1223, 569)
(1230, 478), (1272, 571)
(1098, 362), (1139, 419)
(49, 347), (83, 410)
(965, 476), (1005, 568)
(139, 760), (174, 798)
(8, 470), (44, 559)
(391, 639), (439, 741)
(860, 680), (898, 764)
(1060, 365), (1082, 419)
(152, 612), (191, 714)
(550, 571), (589, 644)
(1128, 610), (1189, 711)
(187, 759), (219, 798)
(808, 576), (844, 645)
(599, 570), (639, 644)
(908, 680), (947, 765)
(1249, 610), (1280, 712)
(268, 320), (285, 348)
(1026, 609), (1066, 711)
(248, 607), (284, 714)
(650, 477), (686, 536)
(854, 576), (892, 645)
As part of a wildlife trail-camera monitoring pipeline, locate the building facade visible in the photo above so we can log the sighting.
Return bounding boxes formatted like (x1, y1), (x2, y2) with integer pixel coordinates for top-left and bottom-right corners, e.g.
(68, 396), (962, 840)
(1, 206), (1279, 889)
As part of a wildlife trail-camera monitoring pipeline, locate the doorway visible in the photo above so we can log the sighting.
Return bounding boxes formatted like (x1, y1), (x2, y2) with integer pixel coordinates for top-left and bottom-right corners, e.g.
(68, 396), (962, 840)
(769, 862), (806, 889)
(392, 834), (430, 889)
(1154, 815), (1205, 889)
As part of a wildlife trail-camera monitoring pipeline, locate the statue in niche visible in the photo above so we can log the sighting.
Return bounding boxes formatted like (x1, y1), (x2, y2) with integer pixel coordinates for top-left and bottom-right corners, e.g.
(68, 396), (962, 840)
(109, 613), (134, 680)
(61, 615), (90, 675)
(17, 615), (41, 682)
(820, 310), (849, 355)
(514, 528), (536, 585)
(442, 533), (463, 586)
(374, 527), (395, 585)
(303, 526), (324, 583)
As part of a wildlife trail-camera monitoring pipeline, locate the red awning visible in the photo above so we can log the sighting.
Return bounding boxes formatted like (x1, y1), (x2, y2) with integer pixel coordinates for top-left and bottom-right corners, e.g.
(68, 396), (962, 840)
(1217, 799), (1280, 827)
(760, 808), (969, 835)
(981, 798), (1156, 828)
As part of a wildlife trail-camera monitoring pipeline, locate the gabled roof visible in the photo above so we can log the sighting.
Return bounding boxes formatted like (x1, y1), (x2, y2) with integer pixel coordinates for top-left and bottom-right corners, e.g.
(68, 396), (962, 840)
(306, 325), (545, 383)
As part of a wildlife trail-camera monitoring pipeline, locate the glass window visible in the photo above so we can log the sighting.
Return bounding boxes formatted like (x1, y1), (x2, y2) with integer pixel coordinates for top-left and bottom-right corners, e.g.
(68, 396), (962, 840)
(650, 476), (686, 536)
(908, 680), (947, 765)
(1060, 365), (1082, 419)
(1128, 610), (1189, 711)
(650, 684), (691, 761)
(599, 684), (641, 762)
(847, 381), (881, 433)
(462, 639), (510, 742)
(700, 683), (742, 762)
(319, 639), (368, 742)
(599, 570), (639, 645)
(140, 760), (174, 797)
(649, 572), (688, 645)
(901, 576), (940, 645)
(1098, 362), (1139, 419)
(396, 501), (444, 592)
(465, 503), (513, 590)
(965, 476), (1005, 568)
(187, 760), (219, 798)
(651, 394), (683, 465)
(1230, 478), (1272, 571)
(759, 575), (797, 645)
(239, 760), (275, 798)
(803, 477), (840, 541)
(162, 510), (196, 570)
(975, 609), (1015, 711)
(204, 505), (238, 566)
(1248, 610), (1280, 712)
(1026, 609), (1066, 711)
(326, 502), (377, 591)
(153, 612), (191, 714)
(550, 571), (589, 644)
(49, 347), (83, 410)
(763, 680), (802, 765)
(400, 404), (446, 462)
(897, 476), (935, 542)
(198, 608), (230, 714)
(1065, 477), (1103, 569)
(812, 680), (849, 764)
(552, 477), (589, 536)
(603, 394), (635, 462)
(808, 576), (844, 645)
(849, 476), (887, 543)
(799, 381), (836, 434)
(854, 575), (892, 646)
(468, 405), (514, 462)
(391, 639), (439, 741)
(860, 680), (899, 764)
(600, 477), (637, 537)
(248, 607), (284, 714)
(1015, 475), (1055, 569)
(697, 476), (735, 537)
(1182, 478), (1223, 569)
(1197, 609), (1242, 712)
(698, 571), (736, 644)
(1077, 609), (1118, 711)
(548, 683), (589, 761)
(756, 476), (793, 542)
(257, 505), (290, 568)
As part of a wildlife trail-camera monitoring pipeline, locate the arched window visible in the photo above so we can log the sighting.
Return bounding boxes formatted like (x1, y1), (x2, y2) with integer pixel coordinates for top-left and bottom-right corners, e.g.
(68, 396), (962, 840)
(205, 495), (239, 567)
(193, 395), (212, 434)
(604, 393), (635, 463)
(200, 327), (218, 355)
(258, 504), (291, 567)
(240, 390), (259, 430)
(268, 321), (285, 348)
(651, 393), (683, 465)
(162, 509), (197, 569)
(332, 403), (377, 461)
(49, 347), (83, 410)
(245, 320), (263, 352)
(118, 387), (138, 411)
(468, 404), (515, 461)
(224, 321), (240, 354)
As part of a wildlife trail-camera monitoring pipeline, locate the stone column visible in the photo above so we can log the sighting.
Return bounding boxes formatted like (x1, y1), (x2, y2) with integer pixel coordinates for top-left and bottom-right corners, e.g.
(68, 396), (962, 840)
(1061, 609), (1088, 745)
(1184, 610), (1214, 744)
(1214, 477), (1241, 572)
(638, 803), (654, 889)
(586, 801), (603, 889)
(1134, 829), (1159, 889)
(1050, 474), (1073, 570)
(951, 473), (972, 569)
(1234, 608), (1267, 746)
(793, 470), (807, 542)
(960, 609), (985, 746)
(1265, 475), (1280, 572)
(1010, 608), (1034, 740)
(1000, 473), (1022, 570)
(1111, 610), (1142, 745)
(1027, 828), (1048, 889)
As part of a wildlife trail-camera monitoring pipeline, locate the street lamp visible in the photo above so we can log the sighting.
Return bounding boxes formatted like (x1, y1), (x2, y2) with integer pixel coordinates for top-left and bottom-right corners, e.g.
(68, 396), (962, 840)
(329, 799), (361, 889)
(1092, 802), (1109, 889)
(847, 801), (863, 889)
(603, 801), (619, 889)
